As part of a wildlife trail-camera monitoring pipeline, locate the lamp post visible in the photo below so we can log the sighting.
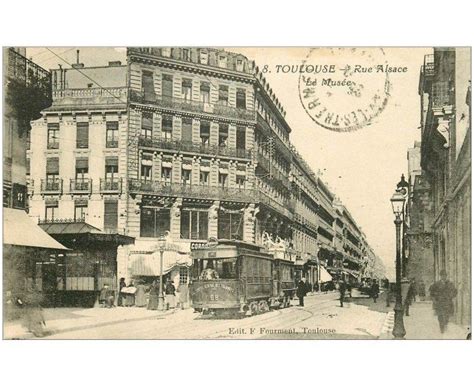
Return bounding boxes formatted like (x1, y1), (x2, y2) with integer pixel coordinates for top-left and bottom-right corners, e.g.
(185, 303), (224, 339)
(317, 243), (322, 292)
(157, 235), (166, 311)
(397, 174), (409, 278)
(390, 187), (407, 339)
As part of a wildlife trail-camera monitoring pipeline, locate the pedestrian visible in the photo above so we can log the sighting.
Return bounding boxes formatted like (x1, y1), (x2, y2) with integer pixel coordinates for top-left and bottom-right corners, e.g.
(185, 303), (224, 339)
(135, 280), (147, 307)
(429, 270), (457, 334)
(118, 277), (126, 307)
(347, 283), (352, 298)
(418, 280), (426, 301)
(99, 284), (115, 308)
(147, 280), (159, 310)
(177, 282), (189, 310)
(404, 280), (416, 316)
(296, 278), (307, 307)
(19, 286), (46, 337)
(124, 281), (136, 307)
(370, 279), (380, 303)
(338, 279), (346, 307)
(165, 280), (176, 310)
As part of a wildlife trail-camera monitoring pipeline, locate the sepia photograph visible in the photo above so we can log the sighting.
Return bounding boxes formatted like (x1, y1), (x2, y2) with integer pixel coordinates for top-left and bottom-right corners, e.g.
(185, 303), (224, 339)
(2, 45), (471, 341)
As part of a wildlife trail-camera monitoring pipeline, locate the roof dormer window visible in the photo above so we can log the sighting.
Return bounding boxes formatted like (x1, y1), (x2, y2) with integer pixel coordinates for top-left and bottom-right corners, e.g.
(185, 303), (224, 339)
(199, 50), (209, 65)
(218, 54), (227, 68)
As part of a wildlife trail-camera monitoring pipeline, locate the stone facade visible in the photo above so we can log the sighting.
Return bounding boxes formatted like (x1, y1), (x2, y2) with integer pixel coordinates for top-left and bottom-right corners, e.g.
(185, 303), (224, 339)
(415, 48), (471, 326)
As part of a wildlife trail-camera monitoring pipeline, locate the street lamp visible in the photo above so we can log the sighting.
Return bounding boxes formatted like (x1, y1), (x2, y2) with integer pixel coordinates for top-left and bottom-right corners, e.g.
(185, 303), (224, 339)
(157, 235), (166, 311)
(317, 243), (322, 292)
(390, 187), (407, 339)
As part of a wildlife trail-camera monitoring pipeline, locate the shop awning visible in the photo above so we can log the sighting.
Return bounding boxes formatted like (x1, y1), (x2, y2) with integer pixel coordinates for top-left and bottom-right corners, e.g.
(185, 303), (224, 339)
(3, 208), (68, 250)
(39, 221), (135, 246)
(128, 250), (192, 276)
(320, 266), (333, 282)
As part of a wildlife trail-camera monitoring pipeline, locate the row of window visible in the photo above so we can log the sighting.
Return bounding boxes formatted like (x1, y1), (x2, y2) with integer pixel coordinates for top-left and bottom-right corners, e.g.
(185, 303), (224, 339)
(142, 71), (248, 109)
(140, 112), (248, 148)
(45, 121), (119, 150)
(44, 200), (118, 231)
(41, 156), (119, 184)
(140, 207), (244, 240)
(256, 98), (289, 142)
(139, 161), (247, 188)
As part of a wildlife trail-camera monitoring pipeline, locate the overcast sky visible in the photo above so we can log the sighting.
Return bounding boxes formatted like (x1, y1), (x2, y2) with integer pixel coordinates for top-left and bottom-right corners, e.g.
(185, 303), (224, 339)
(26, 47), (432, 278)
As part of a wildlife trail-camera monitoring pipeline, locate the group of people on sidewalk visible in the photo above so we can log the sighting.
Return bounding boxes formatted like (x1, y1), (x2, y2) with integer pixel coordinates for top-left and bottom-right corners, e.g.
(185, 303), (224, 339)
(98, 277), (190, 311)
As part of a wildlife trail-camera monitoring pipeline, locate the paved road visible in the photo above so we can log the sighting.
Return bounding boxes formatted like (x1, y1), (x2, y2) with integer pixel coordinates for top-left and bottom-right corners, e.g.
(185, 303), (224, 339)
(45, 291), (389, 340)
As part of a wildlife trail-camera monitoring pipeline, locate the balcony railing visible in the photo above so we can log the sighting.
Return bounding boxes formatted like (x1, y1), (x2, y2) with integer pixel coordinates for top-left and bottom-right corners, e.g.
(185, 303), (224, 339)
(100, 178), (123, 194)
(257, 190), (294, 220)
(423, 54), (435, 77)
(129, 180), (256, 203)
(130, 90), (256, 122)
(27, 179), (34, 195)
(40, 178), (63, 194)
(137, 136), (252, 159)
(431, 81), (452, 109)
(70, 179), (92, 194)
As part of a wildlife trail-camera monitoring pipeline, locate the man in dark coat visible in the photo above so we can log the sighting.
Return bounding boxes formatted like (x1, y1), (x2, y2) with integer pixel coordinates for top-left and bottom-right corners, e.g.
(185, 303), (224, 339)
(338, 279), (346, 307)
(296, 278), (307, 307)
(370, 280), (380, 303)
(118, 277), (126, 307)
(429, 270), (457, 333)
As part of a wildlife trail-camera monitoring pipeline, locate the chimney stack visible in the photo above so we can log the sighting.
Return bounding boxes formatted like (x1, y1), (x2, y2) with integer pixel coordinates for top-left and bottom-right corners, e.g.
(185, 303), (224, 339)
(72, 49), (84, 69)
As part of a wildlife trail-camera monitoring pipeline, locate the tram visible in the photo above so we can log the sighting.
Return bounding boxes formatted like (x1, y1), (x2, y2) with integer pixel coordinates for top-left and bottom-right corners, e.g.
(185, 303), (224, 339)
(189, 239), (296, 316)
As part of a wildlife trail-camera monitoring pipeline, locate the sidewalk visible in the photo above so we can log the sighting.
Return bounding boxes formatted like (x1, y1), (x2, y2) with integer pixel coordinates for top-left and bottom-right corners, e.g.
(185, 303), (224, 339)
(4, 306), (183, 340)
(379, 300), (470, 340)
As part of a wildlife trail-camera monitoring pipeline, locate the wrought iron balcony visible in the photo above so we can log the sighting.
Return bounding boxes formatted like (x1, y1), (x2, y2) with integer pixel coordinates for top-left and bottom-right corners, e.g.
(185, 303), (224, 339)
(431, 81), (452, 110)
(100, 178), (123, 194)
(27, 179), (34, 196)
(423, 54), (435, 77)
(129, 180), (256, 203)
(137, 136), (252, 160)
(257, 190), (294, 220)
(130, 89), (256, 122)
(40, 178), (63, 194)
(70, 178), (92, 194)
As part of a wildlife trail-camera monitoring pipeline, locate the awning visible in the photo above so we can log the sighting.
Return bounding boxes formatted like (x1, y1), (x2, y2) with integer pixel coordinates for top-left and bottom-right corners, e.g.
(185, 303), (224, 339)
(319, 266), (333, 282)
(39, 221), (135, 246)
(3, 208), (68, 250)
(129, 250), (192, 276)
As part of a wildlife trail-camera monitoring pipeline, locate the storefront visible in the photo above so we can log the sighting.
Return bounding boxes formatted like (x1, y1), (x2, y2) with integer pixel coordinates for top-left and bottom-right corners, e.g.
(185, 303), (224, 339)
(3, 209), (68, 318)
(37, 220), (134, 307)
(126, 240), (193, 288)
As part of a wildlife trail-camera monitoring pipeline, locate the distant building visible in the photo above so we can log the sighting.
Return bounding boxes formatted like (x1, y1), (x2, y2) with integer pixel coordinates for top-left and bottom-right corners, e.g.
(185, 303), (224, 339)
(416, 48), (471, 326)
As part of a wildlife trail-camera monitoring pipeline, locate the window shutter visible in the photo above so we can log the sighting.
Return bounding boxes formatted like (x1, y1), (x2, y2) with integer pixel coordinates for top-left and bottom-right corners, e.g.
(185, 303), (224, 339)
(46, 157), (59, 174)
(104, 200), (118, 231)
(105, 156), (119, 166)
(76, 157), (89, 170)
(106, 121), (119, 131)
(142, 112), (153, 129)
(76, 122), (89, 148)
(162, 74), (173, 98)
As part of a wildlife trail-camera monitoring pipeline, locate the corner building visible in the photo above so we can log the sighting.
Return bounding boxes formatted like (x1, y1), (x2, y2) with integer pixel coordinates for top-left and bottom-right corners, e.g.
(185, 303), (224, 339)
(124, 48), (259, 284)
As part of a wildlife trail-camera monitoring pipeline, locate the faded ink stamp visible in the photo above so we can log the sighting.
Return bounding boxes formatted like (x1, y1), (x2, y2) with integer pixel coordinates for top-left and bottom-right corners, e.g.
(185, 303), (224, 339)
(298, 48), (393, 132)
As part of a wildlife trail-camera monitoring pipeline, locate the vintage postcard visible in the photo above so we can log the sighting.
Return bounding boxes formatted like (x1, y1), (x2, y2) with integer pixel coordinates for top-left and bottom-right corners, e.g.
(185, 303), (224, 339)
(3, 46), (471, 340)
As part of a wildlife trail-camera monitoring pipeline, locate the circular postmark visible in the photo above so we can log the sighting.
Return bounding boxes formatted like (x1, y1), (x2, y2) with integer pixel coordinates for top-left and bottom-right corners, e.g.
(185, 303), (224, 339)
(298, 48), (391, 132)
